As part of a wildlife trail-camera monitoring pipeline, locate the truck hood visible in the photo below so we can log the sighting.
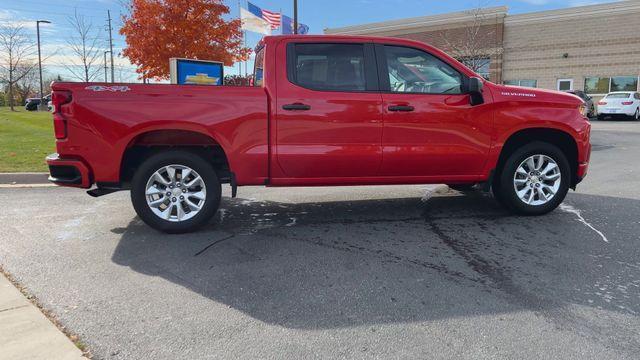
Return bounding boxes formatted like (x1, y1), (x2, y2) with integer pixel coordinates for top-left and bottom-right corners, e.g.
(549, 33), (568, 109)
(492, 84), (584, 106)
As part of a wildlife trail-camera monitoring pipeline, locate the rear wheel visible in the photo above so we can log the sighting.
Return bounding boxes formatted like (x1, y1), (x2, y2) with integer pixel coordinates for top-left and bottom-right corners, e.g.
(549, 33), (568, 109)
(493, 142), (570, 215)
(131, 150), (221, 233)
(634, 108), (639, 121)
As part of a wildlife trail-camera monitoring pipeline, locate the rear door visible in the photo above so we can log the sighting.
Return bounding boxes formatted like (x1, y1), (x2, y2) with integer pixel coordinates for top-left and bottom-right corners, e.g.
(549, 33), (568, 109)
(274, 41), (383, 178)
(376, 44), (492, 177)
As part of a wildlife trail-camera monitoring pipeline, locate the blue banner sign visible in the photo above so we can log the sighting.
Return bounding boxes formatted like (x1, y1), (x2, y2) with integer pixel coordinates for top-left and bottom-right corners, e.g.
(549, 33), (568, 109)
(170, 58), (224, 86)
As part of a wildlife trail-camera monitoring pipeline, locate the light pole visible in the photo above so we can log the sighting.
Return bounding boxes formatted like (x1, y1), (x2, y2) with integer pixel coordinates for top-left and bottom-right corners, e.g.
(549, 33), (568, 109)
(36, 20), (51, 111)
(104, 51), (111, 82)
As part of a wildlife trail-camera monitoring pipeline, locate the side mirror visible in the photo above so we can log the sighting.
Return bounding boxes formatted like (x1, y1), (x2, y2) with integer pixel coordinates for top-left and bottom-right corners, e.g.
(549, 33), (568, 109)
(468, 77), (484, 106)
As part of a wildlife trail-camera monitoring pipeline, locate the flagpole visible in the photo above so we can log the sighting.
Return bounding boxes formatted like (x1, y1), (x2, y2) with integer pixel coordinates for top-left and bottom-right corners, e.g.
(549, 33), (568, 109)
(293, 0), (298, 34)
(238, 0), (242, 76)
(244, 30), (248, 77)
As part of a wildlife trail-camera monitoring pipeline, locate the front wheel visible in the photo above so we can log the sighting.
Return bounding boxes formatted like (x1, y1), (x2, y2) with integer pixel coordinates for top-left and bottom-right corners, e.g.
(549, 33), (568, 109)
(493, 142), (570, 215)
(130, 150), (221, 233)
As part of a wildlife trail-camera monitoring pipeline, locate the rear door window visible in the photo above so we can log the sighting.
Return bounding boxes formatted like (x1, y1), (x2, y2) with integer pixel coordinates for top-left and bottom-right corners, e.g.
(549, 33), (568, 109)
(289, 43), (368, 92)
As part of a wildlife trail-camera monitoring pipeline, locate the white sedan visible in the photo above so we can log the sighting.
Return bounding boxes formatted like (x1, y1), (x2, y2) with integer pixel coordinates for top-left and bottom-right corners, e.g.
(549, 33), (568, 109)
(597, 91), (640, 120)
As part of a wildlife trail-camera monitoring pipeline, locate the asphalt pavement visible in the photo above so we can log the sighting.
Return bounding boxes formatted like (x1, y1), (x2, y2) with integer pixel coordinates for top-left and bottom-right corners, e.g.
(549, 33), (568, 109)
(0, 120), (639, 359)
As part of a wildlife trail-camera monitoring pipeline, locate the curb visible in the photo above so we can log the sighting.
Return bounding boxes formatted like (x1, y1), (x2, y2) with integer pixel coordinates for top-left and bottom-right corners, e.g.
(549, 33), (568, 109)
(0, 270), (88, 359)
(0, 172), (50, 185)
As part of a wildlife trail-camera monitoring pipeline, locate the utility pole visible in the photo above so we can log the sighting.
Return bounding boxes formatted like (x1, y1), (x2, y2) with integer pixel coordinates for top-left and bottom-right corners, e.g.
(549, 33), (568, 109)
(107, 10), (115, 83)
(293, 0), (298, 34)
(104, 50), (110, 82)
(36, 20), (51, 111)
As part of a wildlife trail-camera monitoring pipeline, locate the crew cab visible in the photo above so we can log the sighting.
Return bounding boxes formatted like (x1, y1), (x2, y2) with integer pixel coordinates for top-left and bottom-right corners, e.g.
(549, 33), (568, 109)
(46, 35), (591, 233)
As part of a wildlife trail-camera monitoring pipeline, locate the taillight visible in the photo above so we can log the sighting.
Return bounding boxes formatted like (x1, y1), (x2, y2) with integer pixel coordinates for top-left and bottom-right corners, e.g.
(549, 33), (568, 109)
(597, 101), (607, 105)
(51, 90), (72, 139)
(621, 101), (633, 105)
(51, 90), (71, 113)
(53, 113), (66, 139)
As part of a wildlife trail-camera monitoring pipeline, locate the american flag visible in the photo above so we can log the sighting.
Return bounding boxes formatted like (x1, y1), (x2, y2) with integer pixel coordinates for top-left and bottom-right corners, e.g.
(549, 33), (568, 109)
(261, 9), (281, 30)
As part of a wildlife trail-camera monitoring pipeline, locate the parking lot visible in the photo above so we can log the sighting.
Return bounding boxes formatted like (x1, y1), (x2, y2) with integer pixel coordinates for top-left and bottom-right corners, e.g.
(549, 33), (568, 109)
(0, 121), (639, 359)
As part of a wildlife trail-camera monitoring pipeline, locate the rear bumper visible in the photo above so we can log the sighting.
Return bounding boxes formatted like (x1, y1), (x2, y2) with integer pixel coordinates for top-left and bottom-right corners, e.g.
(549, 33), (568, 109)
(46, 153), (92, 188)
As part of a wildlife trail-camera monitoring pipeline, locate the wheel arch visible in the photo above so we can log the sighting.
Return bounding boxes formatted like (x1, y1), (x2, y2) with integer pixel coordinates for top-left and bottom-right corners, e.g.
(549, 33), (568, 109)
(119, 129), (232, 187)
(495, 127), (579, 187)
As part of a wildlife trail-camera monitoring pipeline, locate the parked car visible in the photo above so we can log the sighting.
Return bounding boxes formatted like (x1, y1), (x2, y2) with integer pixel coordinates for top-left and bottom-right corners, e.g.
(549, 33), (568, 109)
(46, 35), (591, 233)
(566, 90), (595, 117)
(24, 94), (51, 111)
(597, 91), (640, 120)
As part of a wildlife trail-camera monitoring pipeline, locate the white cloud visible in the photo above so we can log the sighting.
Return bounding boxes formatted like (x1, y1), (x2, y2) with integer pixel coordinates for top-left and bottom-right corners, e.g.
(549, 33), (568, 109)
(519, 0), (551, 5)
(568, 0), (621, 6)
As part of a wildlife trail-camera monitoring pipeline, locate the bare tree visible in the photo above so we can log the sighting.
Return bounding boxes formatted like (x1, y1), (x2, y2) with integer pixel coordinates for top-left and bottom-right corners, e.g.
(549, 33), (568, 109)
(0, 24), (36, 111)
(63, 10), (103, 82)
(15, 63), (39, 104)
(440, 7), (503, 79)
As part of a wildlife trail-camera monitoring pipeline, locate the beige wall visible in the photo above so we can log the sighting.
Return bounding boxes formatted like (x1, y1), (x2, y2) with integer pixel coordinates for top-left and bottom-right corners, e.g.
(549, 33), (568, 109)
(503, 3), (640, 95)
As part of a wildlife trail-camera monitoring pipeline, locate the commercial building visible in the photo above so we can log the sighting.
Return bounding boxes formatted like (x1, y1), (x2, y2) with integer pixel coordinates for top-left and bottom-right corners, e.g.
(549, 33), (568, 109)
(325, 1), (640, 99)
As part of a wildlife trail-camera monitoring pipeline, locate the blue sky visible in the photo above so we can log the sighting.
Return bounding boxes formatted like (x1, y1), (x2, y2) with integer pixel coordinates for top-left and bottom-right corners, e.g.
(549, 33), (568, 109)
(0, 0), (620, 81)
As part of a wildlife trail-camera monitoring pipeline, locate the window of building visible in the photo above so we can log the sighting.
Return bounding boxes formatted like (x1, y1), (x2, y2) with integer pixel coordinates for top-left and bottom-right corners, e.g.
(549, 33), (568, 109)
(459, 57), (491, 80)
(291, 43), (367, 91)
(557, 79), (573, 91)
(584, 77), (609, 94)
(585, 76), (640, 94)
(504, 79), (537, 88)
(384, 45), (462, 94)
(610, 76), (638, 92)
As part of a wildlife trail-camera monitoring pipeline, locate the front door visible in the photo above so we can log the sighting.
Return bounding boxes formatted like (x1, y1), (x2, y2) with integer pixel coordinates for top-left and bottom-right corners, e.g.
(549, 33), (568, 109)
(376, 44), (492, 177)
(275, 42), (383, 178)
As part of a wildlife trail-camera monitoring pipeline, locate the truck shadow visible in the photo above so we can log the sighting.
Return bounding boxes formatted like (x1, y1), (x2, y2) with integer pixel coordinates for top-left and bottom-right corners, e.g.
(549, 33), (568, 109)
(111, 191), (640, 336)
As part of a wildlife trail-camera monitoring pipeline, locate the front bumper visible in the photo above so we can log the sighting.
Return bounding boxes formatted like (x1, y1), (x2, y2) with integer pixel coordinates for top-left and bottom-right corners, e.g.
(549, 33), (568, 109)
(46, 153), (92, 188)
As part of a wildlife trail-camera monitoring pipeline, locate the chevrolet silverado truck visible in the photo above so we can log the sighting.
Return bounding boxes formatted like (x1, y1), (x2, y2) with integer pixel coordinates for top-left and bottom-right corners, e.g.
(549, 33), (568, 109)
(46, 35), (591, 233)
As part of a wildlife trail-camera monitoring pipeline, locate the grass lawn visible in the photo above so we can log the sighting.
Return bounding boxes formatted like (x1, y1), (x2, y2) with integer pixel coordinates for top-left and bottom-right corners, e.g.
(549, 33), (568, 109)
(0, 107), (55, 172)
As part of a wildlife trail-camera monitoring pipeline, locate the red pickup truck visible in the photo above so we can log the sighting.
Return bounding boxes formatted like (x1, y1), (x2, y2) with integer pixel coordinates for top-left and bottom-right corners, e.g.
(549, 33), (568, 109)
(47, 35), (591, 233)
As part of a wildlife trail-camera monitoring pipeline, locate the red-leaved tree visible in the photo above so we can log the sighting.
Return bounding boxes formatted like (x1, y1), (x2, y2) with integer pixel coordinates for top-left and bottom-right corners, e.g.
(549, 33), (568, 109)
(120, 0), (250, 79)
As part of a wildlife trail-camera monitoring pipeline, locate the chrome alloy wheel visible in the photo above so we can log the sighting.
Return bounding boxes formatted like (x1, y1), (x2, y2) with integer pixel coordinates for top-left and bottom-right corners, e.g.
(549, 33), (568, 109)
(513, 154), (561, 206)
(144, 165), (206, 222)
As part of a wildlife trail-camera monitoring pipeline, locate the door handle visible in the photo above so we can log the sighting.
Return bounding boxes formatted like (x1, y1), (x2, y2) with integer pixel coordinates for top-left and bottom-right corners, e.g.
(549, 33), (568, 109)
(388, 105), (414, 112)
(283, 103), (311, 111)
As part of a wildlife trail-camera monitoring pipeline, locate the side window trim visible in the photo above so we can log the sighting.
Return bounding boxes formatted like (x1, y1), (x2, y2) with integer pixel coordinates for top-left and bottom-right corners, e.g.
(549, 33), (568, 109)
(285, 42), (379, 93)
(374, 43), (469, 95)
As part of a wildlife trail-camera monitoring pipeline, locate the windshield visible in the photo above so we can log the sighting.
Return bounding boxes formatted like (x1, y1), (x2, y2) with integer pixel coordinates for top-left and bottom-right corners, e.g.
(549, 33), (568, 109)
(606, 93), (631, 99)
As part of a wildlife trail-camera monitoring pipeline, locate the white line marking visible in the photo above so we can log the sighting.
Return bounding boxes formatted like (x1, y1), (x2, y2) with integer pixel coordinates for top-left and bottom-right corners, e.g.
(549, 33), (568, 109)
(560, 203), (609, 243)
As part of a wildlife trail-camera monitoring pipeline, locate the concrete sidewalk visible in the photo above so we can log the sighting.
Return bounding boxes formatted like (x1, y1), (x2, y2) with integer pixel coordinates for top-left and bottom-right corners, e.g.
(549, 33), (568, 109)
(0, 274), (85, 360)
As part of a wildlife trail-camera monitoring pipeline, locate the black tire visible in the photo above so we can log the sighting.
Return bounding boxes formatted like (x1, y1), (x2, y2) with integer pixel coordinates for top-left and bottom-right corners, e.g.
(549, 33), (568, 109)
(130, 150), (221, 233)
(597, 114), (605, 121)
(634, 108), (639, 121)
(492, 141), (570, 215)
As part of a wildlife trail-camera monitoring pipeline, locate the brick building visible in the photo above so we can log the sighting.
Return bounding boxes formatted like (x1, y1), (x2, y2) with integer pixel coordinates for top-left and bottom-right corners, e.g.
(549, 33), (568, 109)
(325, 1), (640, 99)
